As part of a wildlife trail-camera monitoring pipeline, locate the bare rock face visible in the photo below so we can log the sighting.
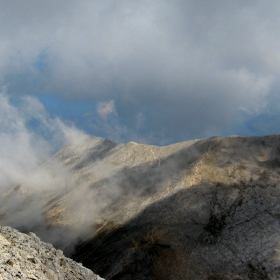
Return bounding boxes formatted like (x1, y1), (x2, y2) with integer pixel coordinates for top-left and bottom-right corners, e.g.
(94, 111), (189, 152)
(73, 180), (280, 280)
(0, 226), (103, 280)
(2, 135), (280, 279)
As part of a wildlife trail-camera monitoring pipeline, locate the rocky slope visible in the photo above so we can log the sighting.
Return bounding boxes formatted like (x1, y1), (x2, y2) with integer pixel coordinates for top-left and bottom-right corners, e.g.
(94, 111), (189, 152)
(2, 135), (280, 279)
(0, 226), (103, 280)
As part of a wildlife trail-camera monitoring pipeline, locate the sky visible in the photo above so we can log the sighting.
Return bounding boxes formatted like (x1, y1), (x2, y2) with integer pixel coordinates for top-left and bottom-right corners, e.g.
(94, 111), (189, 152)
(1, 0), (280, 146)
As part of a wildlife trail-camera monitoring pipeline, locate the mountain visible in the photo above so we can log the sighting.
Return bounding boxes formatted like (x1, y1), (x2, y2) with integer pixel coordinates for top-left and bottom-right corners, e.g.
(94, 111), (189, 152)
(2, 135), (280, 279)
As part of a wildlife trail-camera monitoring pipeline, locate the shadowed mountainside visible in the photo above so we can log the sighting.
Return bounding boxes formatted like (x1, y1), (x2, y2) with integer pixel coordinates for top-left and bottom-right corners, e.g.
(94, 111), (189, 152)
(2, 135), (280, 279)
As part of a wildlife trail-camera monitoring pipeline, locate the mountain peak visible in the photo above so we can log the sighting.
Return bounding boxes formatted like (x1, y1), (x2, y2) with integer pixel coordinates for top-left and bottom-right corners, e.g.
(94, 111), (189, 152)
(2, 134), (280, 279)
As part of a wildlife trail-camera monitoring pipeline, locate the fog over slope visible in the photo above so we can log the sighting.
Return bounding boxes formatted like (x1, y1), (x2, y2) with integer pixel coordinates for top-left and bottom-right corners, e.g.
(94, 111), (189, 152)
(1, 133), (280, 279)
(0, 92), (85, 191)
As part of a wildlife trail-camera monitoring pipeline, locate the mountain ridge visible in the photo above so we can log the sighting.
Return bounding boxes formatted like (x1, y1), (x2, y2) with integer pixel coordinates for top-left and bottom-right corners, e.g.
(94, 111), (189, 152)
(1, 134), (280, 279)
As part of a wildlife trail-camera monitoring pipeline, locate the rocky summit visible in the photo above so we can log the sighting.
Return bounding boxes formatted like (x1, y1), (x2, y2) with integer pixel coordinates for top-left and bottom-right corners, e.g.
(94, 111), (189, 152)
(0, 226), (103, 279)
(2, 135), (280, 279)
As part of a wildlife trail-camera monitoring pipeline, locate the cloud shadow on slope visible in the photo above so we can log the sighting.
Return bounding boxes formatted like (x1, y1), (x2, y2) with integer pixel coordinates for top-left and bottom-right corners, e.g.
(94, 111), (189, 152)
(66, 136), (280, 280)
(72, 176), (280, 279)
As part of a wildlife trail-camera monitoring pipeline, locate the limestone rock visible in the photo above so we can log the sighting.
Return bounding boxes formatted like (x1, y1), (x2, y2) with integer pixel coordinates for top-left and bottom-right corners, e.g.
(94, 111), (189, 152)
(0, 226), (103, 280)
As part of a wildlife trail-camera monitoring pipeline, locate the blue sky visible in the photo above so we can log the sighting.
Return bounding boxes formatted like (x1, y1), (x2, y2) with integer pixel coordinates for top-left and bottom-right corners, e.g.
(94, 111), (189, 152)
(1, 0), (280, 146)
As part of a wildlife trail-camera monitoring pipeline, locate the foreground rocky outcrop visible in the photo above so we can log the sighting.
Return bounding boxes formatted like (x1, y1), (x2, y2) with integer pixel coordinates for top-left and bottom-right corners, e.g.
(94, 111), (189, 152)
(2, 135), (280, 279)
(0, 226), (103, 280)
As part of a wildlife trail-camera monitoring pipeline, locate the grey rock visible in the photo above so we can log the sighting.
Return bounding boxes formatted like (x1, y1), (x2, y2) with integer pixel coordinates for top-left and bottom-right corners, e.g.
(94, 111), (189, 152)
(0, 226), (104, 280)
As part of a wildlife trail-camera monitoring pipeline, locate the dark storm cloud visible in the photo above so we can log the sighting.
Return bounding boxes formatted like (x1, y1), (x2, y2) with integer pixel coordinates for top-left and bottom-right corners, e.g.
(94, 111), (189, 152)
(0, 0), (279, 143)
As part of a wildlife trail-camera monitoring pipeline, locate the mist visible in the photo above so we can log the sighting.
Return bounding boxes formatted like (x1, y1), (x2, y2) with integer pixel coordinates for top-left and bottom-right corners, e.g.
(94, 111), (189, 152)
(0, 93), (131, 252)
(0, 92), (89, 244)
(0, 91), (84, 188)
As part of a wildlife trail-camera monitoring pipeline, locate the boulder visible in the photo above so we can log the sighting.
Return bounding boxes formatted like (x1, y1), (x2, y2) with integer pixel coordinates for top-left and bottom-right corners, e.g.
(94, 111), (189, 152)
(0, 226), (103, 280)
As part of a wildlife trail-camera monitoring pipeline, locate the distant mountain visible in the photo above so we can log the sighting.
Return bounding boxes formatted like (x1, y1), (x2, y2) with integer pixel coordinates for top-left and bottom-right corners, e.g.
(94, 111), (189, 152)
(2, 135), (280, 279)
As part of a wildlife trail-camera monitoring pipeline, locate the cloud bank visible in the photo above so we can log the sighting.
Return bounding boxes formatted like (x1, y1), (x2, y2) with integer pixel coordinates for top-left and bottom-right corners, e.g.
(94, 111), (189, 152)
(0, 91), (84, 190)
(0, 0), (280, 143)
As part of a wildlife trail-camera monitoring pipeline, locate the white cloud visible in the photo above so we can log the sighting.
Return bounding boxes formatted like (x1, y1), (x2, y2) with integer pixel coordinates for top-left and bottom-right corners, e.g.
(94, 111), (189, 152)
(97, 100), (116, 120)
(1, 0), (280, 142)
(0, 91), (85, 190)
